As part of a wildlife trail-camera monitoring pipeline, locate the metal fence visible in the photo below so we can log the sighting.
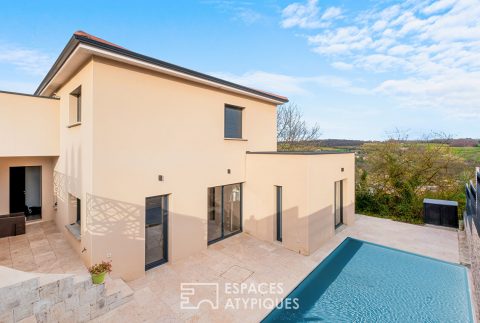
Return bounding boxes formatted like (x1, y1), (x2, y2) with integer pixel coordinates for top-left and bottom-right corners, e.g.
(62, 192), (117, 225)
(465, 168), (479, 218)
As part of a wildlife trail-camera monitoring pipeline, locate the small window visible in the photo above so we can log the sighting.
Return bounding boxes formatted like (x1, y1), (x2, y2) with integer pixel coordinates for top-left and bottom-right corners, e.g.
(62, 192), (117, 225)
(68, 193), (81, 226)
(76, 198), (81, 225)
(69, 86), (81, 125)
(276, 186), (282, 242)
(224, 105), (243, 139)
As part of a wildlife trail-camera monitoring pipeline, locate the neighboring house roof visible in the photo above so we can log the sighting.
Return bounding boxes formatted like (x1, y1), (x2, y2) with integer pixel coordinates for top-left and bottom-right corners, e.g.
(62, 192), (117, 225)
(34, 31), (289, 104)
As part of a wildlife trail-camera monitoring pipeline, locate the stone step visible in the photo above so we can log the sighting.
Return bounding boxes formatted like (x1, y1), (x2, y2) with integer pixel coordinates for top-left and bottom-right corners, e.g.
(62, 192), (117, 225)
(104, 276), (134, 310)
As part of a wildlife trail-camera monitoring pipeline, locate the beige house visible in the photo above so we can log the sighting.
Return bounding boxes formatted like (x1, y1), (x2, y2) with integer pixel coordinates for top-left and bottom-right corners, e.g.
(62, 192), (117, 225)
(0, 31), (355, 280)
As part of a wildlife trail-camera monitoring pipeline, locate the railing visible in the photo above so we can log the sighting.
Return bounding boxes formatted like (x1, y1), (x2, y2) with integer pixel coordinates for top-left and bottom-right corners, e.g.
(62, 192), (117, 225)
(465, 169), (479, 218)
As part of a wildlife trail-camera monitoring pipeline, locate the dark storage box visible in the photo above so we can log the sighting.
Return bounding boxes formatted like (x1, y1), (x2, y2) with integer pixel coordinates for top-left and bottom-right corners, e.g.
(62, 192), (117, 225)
(423, 198), (458, 228)
(0, 212), (26, 238)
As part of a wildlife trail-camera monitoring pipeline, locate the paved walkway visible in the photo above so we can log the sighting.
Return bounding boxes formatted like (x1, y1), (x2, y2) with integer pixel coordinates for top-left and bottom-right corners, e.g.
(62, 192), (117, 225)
(95, 215), (460, 323)
(0, 221), (87, 275)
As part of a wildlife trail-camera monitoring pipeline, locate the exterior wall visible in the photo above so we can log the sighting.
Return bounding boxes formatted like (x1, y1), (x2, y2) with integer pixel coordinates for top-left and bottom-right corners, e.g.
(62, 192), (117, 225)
(89, 57), (277, 280)
(0, 157), (56, 221)
(244, 154), (309, 254)
(0, 92), (59, 157)
(20, 53), (354, 281)
(307, 153), (355, 252)
(244, 153), (355, 255)
(53, 60), (95, 261)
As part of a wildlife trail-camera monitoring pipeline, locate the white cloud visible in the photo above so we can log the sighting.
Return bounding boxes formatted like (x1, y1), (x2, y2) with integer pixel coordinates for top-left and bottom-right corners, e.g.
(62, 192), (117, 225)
(375, 72), (480, 117)
(0, 43), (52, 76)
(321, 7), (342, 20)
(282, 0), (480, 117)
(331, 61), (353, 70)
(213, 71), (309, 95)
(203, 0), (264, 25)
(387, 45), (414, 56)
(281, 0), (342, 29)
(211, 70), (370, 96)
(422, 0), (457, 14)
(236, 8), (263, 25)
(308, 26), (372, 54)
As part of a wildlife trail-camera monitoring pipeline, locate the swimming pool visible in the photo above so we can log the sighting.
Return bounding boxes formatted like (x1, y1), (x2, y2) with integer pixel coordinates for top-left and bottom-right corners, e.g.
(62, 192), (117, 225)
(263, 238), (473, 322)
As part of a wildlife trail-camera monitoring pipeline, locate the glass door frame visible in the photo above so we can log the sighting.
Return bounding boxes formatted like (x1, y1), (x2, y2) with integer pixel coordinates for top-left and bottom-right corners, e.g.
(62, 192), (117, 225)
(207, 183), (243, 245)
(145, 194), (169, 270)
(276, 186), (283, 242)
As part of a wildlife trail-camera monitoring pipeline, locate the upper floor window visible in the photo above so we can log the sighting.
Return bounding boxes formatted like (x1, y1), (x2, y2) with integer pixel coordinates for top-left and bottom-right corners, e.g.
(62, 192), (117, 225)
(224, 105), (243, 139)
(69, 86), (81, 125)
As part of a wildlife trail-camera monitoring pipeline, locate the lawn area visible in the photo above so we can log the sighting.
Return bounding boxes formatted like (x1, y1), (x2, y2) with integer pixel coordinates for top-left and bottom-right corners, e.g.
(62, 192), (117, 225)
(452, 146), (480, 165)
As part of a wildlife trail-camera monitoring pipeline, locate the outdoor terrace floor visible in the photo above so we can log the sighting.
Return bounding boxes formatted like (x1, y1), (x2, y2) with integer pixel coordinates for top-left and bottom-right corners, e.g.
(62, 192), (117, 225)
(0, 221), (87, 275)
(96, 214), (461, 322)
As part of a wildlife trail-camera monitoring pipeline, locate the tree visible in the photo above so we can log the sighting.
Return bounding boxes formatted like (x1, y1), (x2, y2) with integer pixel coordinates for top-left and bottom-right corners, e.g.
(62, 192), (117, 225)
(356, 132), (468, 223)
(277, 103), (321, 150)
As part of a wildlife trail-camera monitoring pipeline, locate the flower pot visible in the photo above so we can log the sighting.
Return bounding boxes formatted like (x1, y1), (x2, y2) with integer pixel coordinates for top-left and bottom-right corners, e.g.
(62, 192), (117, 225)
(91, 271), (107, 284)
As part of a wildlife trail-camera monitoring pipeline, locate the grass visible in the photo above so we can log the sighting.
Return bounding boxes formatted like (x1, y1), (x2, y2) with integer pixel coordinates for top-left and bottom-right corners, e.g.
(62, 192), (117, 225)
(451, 146), (480, 164)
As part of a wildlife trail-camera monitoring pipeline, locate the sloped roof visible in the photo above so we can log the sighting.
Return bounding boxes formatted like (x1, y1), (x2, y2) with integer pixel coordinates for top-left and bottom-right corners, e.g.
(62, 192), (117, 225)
(34, 31), (288, 104)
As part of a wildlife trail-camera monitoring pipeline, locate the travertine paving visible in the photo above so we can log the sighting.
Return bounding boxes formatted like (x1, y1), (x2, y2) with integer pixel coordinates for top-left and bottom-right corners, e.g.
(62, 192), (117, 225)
(96, 215), (461, 323)
(0, 221), (87, 275)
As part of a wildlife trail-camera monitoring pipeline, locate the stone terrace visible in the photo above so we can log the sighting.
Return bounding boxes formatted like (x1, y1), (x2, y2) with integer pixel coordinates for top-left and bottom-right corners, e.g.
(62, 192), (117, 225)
(0, 221), (86, 275)
(96, 215), (463, 323)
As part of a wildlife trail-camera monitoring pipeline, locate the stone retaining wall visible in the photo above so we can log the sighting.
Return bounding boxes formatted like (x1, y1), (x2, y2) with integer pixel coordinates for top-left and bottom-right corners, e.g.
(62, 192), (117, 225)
(0, 267), (132, 322)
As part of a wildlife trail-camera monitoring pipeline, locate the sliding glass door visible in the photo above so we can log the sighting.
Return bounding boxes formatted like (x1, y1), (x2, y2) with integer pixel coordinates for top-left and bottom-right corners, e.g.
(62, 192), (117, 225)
(145, 195), (168, 270)
(334, 180), (343, 228)
(208, 183), (242, 244)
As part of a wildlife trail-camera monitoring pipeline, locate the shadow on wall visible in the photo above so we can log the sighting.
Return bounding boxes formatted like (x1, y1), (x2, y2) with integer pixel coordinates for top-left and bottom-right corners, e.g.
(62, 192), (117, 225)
(244, 202), (354, 256)
(53, 144), (82, 213)
(86, 193), (143, 279)
(53, 171), (67, 204)
(86, 193), (142, 238)
(85, 193), (206, 280)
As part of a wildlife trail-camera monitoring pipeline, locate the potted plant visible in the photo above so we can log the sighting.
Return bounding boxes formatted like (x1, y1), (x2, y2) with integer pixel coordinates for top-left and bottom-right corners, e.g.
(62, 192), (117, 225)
(88, 261), (112, 284)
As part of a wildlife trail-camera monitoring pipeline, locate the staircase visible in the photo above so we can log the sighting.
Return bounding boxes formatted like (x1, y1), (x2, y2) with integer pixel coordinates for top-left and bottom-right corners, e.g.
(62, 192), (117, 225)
(0, 266), (133, 322)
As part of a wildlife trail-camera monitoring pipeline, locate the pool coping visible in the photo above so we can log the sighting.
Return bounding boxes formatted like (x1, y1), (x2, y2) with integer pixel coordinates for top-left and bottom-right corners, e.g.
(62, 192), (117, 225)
(261, 236), (475, 322)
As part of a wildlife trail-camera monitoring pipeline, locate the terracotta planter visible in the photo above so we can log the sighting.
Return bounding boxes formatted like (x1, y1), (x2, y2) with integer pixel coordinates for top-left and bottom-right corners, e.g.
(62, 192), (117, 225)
(91, 271), (107, 284)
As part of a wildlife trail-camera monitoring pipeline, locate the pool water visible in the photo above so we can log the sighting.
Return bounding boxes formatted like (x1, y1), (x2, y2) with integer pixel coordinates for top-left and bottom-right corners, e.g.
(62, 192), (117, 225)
(263, 238), (473, 322)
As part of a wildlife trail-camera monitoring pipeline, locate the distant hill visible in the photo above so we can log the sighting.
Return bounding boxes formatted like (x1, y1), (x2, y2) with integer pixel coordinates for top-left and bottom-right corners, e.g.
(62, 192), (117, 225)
(430, 138), (480, 147)
(308, 139), (376, 147)
(304, 138), (479, 148)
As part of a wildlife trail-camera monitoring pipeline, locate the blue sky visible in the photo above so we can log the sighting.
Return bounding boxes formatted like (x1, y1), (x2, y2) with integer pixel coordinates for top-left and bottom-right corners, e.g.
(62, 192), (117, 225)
(0, 0), (479, 140)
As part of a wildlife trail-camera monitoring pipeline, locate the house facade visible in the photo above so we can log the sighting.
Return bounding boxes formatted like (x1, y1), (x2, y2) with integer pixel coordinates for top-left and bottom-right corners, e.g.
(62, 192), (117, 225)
(0, 32), (355, 280)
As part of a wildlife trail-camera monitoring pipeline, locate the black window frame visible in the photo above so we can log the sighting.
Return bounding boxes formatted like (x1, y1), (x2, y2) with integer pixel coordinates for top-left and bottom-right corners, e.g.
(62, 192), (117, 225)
(145, 194), (169, 270)
(276, 186), (282, 242)
(76, 92), (81, 123)
(334, 180), (344, 229)
(224, 104), (243, 139)
(76, 198), (81, 225)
